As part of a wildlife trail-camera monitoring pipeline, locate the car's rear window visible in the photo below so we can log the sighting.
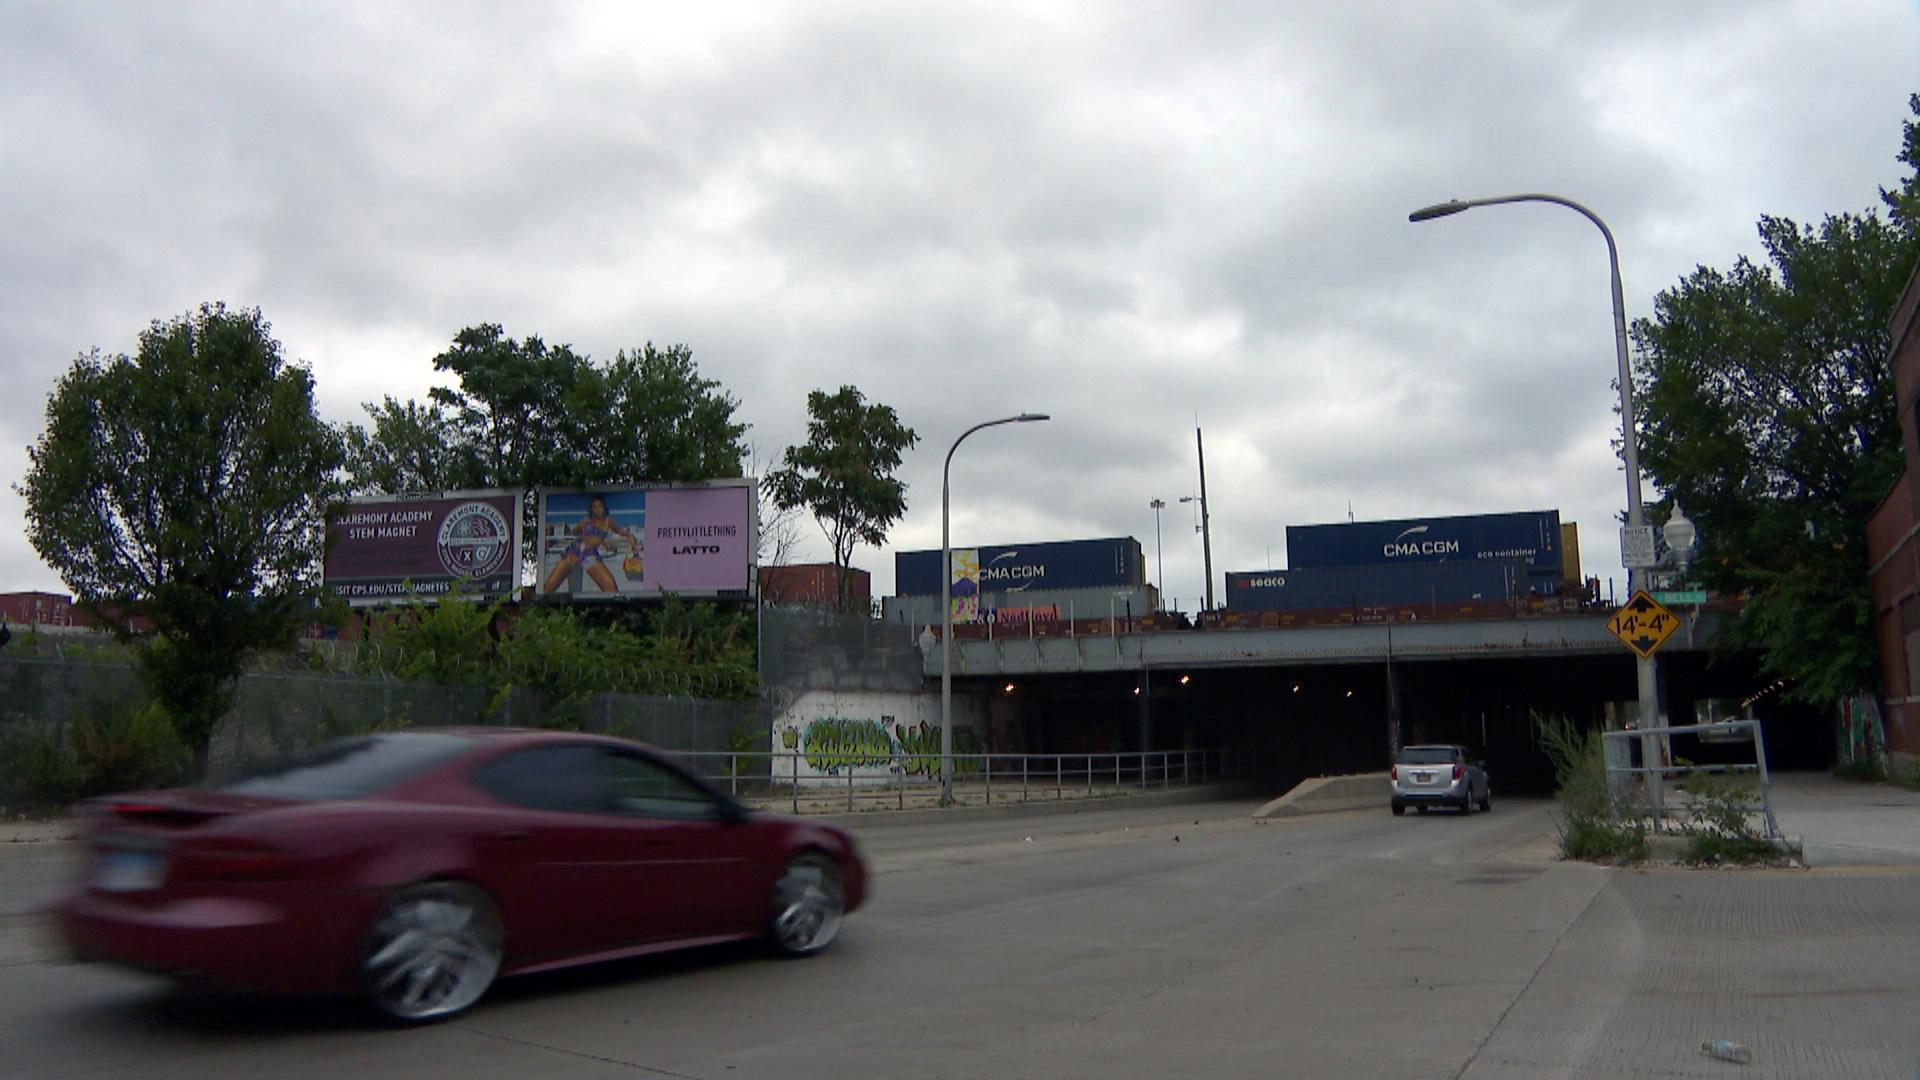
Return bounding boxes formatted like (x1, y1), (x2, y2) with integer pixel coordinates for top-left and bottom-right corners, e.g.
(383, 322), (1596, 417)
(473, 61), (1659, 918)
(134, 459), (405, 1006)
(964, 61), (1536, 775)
(1399, 747), (1456, 765)
(221, 732), (475, 801)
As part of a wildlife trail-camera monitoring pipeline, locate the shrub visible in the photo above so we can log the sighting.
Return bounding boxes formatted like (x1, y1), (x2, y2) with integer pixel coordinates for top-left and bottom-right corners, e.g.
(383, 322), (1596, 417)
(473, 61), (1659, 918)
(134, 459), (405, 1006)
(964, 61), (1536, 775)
(72, 700), (192, 795)
(1673, 769), (1789, 865)
(0, 700), (192, 808)
(1534, 713), (1647, 863)
(1833, 755), (1886, 783)
(0, 724), (84, 808)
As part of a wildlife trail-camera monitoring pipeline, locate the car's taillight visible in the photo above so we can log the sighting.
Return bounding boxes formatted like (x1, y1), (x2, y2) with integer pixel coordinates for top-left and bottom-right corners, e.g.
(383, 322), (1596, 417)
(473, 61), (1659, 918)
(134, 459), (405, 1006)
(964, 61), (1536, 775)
(1452, 764), (1463, 781)
(1389, 765), (1398, 780)
(172, 839), (296, 882)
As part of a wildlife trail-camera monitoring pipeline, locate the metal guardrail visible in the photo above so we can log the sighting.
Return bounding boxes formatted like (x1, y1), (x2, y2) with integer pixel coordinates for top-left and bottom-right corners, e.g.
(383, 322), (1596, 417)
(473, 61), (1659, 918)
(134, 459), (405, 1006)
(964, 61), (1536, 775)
(1602, 720), (1780, 838)
(662, 749), (1247, 813)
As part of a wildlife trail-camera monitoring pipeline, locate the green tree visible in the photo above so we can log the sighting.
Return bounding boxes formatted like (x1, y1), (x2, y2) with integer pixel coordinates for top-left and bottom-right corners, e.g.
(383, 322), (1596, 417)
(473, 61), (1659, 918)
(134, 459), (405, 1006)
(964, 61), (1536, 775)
(342, 396), (477, 495)
(591, 343), (748, 483)
(344, 329), (749, 568)
(766, 386), (919, 613)
(19, 303), (346, 769)
(1631, 97), (1920, 707)
(427, 323), (597, 495)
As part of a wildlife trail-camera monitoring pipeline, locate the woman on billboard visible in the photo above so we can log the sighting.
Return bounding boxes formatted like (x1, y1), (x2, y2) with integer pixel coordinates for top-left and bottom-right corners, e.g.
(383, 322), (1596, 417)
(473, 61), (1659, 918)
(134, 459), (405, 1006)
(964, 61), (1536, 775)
(541, 495), (640, 594)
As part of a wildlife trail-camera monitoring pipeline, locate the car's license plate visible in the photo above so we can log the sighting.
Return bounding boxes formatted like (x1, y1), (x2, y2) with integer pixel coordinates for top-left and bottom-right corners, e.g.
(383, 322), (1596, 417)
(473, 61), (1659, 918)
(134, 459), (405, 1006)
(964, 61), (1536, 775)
(1414, 771), (1433, 783)
(93, 851), (166, 892)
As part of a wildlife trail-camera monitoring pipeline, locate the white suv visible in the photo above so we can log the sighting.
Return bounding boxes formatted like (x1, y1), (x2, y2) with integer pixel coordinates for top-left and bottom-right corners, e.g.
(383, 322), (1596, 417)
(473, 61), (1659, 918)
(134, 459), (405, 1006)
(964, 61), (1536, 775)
(1390, 744), (1490, 816)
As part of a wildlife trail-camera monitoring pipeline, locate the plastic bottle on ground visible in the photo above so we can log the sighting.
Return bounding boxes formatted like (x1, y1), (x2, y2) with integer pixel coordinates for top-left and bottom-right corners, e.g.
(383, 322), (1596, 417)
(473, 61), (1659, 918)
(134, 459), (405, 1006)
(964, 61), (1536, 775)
(1700, 1039), (1751, 1064)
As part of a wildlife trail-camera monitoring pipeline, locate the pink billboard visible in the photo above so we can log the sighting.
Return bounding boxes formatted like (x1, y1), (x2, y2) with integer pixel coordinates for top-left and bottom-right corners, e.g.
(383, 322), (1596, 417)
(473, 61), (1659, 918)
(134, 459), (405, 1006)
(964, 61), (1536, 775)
(537, 482), (755, 599)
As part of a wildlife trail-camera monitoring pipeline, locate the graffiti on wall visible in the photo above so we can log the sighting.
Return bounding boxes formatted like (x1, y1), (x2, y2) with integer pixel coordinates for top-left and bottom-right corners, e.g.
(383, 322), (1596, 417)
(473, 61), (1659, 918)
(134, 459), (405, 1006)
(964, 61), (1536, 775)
(776, 714), (982, 778)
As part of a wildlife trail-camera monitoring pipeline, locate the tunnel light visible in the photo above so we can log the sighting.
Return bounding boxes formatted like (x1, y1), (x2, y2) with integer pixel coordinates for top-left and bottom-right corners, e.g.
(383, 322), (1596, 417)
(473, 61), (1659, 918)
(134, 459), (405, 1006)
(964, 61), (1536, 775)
(1179, 674), (1191, 686)
(1344, 690), (1354, 699)
(1291, 684), (1302, 694)
(1003, 682), (1016, 693)
(1133, 687), (1141, 695)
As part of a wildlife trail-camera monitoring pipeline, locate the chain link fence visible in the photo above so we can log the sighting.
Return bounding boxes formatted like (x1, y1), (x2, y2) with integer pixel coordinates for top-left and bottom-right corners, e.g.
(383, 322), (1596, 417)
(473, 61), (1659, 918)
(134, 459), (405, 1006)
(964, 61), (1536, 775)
(0, 656), (765, 784)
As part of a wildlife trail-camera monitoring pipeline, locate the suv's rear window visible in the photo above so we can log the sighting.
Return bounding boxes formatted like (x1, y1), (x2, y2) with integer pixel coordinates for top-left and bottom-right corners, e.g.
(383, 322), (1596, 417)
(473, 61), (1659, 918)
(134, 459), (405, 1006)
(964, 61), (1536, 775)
(221, 732), (475, 801)
(1399, 747), (1456, 765)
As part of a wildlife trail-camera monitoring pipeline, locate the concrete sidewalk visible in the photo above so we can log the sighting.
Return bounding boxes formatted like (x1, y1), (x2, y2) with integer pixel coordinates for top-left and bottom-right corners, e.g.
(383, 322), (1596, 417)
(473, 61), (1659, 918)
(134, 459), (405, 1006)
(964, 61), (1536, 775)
(1767, 770), (1920, 867)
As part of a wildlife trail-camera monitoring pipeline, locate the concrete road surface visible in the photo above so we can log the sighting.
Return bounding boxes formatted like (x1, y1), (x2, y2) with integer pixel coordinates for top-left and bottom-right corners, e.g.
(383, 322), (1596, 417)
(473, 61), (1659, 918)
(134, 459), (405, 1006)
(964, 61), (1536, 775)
(2, 797), (1917, 1079)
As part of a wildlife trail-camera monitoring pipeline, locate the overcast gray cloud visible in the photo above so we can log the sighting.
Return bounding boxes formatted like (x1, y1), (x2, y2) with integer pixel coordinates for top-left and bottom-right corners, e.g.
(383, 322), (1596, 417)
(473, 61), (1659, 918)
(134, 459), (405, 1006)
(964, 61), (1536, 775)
(2, 0), (1916, 611)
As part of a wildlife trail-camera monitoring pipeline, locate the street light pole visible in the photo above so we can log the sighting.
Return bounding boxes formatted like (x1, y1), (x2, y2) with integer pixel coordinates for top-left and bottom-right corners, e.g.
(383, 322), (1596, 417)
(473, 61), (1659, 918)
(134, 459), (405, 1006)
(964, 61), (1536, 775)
(1149, 498), (1166, 610)
(942, 412), (1050, 807)
(1411, 192), (1663, 816)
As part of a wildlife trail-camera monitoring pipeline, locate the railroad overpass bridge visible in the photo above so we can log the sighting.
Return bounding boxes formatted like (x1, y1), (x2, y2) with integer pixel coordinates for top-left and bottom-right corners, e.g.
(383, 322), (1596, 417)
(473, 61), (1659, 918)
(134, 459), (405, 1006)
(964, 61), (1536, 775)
(926, 610), (1726, 677)
(920, 609), (1822, 795)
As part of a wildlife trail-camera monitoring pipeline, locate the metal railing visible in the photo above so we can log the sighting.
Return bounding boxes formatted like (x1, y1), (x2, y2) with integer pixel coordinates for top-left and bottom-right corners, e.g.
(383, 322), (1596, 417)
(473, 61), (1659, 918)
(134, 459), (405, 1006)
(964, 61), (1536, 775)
(662, 749), (1247, 814)
(1602, 719), (1780, 837)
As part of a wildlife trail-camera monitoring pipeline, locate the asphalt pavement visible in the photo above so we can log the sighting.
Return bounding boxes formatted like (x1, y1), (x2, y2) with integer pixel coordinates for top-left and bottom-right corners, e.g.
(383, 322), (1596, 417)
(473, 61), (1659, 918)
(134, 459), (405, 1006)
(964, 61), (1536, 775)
(0, 787), (1916, 1078)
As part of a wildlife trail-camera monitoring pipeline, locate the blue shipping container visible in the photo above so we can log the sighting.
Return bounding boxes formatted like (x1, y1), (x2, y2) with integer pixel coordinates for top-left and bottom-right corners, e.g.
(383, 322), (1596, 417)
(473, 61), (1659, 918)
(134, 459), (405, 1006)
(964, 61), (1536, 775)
(895, 537), (1143, 597)
(1285, 510), (1562, 581)
(1225, 561), (1521, 613)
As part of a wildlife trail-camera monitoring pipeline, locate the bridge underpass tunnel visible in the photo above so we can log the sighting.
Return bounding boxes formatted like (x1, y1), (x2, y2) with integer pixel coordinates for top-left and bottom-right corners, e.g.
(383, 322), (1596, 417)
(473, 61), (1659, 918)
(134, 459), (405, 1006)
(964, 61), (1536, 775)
(963, 646), (1830, 798)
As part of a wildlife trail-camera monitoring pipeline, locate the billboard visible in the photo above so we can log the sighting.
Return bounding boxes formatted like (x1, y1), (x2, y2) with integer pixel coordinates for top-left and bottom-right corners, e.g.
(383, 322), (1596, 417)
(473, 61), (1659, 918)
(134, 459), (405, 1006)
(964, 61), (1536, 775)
(536, 481), (755, 600)
(1285, 510), (1563, 581)
(325, 491), (521, 605)
(894, 537), (1144, 598)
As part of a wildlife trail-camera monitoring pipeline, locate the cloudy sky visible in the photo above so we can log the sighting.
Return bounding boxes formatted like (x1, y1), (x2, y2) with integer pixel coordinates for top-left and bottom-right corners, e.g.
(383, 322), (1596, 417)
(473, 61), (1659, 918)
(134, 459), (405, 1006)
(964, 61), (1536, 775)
(3, 0), (1916, 610)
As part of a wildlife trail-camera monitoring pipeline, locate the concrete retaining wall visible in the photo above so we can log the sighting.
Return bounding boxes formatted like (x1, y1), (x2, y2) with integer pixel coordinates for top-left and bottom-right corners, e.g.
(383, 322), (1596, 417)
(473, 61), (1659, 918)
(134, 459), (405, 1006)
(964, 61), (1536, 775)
(1254, 772), (1389, 818)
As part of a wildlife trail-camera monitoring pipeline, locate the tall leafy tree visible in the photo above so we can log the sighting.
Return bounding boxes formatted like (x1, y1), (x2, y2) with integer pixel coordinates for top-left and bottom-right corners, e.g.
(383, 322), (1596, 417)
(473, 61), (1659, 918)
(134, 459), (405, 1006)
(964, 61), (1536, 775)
(592, 343), (749, 483)
(345, 329), (750, 569)
(427, 323), (597, 496)
(342, 396), (477, 495)
(19, 303), (345, 768)
(767, 386), (919, 613)
(1631, 97), (1920, 707)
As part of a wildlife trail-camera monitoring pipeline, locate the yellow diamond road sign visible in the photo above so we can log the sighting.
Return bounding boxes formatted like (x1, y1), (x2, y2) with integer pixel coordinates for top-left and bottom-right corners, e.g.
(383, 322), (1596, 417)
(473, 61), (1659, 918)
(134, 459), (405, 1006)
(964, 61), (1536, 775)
(1606, 590), (1679, 659)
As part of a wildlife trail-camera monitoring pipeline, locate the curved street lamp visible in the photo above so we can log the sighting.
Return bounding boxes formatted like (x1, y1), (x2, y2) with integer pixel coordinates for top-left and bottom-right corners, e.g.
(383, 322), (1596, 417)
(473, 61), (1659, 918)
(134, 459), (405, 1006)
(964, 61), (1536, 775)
(942, 412), (1050, 806)
(1410, 192), (1665, 813)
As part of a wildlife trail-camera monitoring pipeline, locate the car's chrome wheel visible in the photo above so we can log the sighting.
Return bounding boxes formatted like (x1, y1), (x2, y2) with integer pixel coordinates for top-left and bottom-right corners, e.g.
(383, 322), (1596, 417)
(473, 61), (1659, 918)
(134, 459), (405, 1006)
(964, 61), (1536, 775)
(363, 882), (502, 1022)
(770, 854), (844, 956)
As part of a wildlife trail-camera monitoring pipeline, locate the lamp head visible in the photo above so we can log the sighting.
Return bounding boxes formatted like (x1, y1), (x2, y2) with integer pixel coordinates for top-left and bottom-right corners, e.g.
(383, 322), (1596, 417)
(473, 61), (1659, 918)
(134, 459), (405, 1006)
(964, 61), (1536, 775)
(1409, 199), (1471, 222)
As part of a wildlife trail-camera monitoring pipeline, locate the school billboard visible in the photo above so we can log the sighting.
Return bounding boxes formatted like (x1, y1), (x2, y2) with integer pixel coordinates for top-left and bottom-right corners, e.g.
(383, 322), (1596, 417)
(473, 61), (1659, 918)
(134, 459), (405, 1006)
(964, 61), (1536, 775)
(324, 491), (522, 606)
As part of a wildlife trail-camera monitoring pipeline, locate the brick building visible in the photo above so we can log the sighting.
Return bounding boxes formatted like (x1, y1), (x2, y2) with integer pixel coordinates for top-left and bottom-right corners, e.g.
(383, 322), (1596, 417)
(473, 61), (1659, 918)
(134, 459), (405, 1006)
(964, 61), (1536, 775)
(1867, 259), (1920, 774)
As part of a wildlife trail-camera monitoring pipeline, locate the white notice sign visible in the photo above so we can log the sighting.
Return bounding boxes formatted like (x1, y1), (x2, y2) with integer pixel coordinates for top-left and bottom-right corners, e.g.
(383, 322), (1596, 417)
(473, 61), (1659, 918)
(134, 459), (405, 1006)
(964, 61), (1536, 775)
(1620, 525), (1659, 569)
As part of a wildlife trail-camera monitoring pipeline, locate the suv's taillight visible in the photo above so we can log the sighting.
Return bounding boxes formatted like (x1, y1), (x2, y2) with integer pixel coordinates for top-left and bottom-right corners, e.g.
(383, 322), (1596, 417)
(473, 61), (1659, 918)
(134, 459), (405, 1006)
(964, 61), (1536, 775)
(1452, 764), (1463, 781)
(1389, 765), (1398, 780)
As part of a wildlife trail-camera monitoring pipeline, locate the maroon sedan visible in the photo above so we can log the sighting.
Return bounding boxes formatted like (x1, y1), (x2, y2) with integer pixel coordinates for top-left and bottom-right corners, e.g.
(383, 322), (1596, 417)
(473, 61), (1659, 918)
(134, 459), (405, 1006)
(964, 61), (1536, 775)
(59, 728), (866, 1022)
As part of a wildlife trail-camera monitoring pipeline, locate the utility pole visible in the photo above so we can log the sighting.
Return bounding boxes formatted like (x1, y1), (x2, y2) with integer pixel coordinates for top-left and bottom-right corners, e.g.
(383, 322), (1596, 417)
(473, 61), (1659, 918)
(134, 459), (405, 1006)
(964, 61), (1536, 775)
(1196, 425), (1215, 613)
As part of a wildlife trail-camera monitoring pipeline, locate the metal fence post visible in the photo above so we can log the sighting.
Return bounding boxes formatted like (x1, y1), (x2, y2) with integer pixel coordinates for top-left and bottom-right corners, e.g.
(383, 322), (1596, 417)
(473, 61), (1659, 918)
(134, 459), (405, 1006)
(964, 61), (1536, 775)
(730, 753), (738, 798)
(847, 766), (855, 812)
(791, 752), (799, 814)
(1022, 755), (1029, 803)
(1139, 752), (1147, 791)
(898, 764), (905, 810)
(1056, 754), (1063, 800)
(985, 754), (992, 805)
(1086, 754), (1093, 796)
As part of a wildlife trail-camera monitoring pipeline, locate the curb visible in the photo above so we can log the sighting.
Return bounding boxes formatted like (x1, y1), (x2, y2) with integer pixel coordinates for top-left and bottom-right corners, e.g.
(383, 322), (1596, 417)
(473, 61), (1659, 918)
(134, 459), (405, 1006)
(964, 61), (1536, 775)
(815, 782), (1260, 831)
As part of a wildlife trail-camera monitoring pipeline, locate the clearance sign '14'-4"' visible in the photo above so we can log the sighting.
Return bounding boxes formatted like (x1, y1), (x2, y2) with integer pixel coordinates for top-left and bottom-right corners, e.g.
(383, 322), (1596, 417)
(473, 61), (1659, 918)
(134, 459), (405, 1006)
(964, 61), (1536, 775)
(1606, 590), (1680, 660)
